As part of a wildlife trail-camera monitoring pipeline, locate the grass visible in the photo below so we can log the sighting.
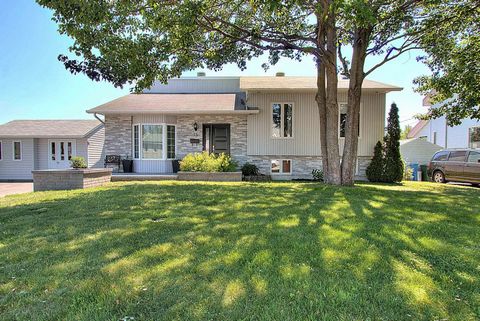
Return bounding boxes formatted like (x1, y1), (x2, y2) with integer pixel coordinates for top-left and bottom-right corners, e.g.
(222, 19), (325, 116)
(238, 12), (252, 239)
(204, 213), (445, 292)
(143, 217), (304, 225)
(0, 181), (479, 321)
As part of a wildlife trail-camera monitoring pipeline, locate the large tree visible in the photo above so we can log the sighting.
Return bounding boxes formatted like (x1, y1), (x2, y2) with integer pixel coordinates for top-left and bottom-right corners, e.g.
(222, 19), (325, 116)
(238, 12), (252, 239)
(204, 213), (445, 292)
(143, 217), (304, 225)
(415, 0), (480, 125)
(37, 0), (475, 185)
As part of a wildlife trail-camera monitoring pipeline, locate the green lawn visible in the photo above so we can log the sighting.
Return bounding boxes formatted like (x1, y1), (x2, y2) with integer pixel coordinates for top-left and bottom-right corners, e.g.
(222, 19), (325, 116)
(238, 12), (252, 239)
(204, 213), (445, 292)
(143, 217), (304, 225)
(0, 181), (479, 320)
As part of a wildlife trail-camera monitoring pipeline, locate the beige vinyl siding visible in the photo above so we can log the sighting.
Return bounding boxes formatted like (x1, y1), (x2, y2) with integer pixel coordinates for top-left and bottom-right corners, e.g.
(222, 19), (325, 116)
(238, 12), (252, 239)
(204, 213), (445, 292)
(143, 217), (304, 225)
(133, 114), (177, 124)
(87, 126), (106, 168)
(0, 138), (35, 180)
(247, 92), (385, 157)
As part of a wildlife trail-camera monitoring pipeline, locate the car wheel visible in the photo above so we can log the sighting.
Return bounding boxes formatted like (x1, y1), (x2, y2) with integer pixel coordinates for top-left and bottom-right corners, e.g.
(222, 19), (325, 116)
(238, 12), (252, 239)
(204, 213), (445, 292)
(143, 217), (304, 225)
(433, 171), (446, 184)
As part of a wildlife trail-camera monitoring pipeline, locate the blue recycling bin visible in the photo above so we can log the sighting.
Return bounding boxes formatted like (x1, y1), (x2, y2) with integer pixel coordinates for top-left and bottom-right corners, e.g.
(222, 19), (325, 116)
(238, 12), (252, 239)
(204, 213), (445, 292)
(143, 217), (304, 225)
(410, 163), (419, 181)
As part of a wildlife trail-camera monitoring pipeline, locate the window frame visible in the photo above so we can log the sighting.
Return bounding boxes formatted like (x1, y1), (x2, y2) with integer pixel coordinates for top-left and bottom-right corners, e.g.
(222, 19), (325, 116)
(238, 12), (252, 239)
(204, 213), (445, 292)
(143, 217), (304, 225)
(467, 151), (480, 163)
(12, 141), (22, 161)
(271, 102), (295, 139)
(0, 140), (2, 161)
(132, 123), (176, 161)
(468, 126), (480, 149)
(270, 159), (292, 175)
(447, 150), (467, 162)
(338, 102), (362, 139)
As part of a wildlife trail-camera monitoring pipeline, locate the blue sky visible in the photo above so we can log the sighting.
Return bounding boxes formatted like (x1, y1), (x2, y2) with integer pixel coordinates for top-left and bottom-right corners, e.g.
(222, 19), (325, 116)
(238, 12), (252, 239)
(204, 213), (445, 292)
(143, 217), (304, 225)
(1, 0), (430, 127)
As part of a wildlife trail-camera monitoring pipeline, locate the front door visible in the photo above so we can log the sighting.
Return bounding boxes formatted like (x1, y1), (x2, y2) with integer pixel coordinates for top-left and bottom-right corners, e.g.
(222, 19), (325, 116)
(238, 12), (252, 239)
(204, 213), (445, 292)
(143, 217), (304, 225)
(48, 140), (76, 169)
(203, 124), (230, 154)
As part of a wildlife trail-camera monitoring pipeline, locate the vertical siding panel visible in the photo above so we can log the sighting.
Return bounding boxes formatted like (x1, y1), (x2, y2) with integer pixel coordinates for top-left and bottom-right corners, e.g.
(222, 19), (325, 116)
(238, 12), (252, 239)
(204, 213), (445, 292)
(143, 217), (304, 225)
(0, 139), (35, 180)
(247, 91), (385, 157)
(87, 126), (106, 168)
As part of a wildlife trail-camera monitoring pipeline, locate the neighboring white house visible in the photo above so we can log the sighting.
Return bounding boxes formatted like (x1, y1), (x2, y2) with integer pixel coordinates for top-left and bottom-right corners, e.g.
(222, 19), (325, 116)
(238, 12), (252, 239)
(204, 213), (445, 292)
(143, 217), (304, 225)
(88, 74), (402, 179)
(400, 138), (443, 165)
(0, 120), (105, 181)
(408, 96), (480, 148)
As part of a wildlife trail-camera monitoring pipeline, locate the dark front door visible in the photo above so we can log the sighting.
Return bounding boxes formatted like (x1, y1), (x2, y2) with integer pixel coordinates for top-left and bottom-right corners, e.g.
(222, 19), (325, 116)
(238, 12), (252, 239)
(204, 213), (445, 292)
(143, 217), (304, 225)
(203, 124), (230, 154)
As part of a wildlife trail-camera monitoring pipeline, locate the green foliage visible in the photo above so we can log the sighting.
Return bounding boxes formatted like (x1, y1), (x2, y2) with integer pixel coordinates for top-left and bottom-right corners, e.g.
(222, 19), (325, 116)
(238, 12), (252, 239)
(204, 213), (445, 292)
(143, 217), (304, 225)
(70, 156), (87, 169)
(384, 103), (404, 182)
(366, 141), (385, 182)
(311, 169), (324, 181)
(400, 124), (412, 140)
(241, 162), (259, 176)
(180, 151), (237, 172)
(415, 1), (480, 125)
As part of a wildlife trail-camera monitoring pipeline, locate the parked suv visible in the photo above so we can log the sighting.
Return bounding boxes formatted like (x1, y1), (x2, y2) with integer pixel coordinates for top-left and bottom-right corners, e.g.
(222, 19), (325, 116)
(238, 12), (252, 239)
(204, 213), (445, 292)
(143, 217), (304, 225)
(428, 149), (480, 186)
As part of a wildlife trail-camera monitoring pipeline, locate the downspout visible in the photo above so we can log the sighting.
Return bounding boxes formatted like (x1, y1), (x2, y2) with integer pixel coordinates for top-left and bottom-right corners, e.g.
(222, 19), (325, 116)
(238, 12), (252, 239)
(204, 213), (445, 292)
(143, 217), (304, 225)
(94, 113), (105, 124)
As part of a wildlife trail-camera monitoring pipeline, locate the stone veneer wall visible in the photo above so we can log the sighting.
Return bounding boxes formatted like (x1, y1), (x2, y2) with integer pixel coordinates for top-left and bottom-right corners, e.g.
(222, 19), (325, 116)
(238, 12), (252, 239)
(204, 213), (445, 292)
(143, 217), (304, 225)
(176, 115), (248, 165)
(32, 169), (112, 191)
(246, 156), (372, 180)
(104, 115), (132, 157)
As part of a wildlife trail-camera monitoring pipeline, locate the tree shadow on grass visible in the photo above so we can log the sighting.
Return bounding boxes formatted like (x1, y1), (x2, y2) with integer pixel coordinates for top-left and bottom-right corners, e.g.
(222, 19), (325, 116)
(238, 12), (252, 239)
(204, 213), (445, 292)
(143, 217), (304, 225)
(0, 181), (479, 320)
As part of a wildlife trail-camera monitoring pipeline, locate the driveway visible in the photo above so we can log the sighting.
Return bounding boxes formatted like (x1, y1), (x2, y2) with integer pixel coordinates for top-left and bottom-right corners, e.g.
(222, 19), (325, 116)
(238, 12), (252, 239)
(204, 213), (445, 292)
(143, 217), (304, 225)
(0, 183), (33, 197)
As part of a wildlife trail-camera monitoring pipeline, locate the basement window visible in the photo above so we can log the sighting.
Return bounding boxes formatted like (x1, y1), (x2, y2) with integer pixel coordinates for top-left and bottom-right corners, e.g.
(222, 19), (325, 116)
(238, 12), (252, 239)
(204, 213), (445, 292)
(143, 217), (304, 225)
(271, 159), (292, 174)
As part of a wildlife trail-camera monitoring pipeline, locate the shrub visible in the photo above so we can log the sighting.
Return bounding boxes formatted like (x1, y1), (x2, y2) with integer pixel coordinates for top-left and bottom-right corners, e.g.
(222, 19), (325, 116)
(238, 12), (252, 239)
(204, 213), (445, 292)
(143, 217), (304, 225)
(179, 151), (237, 172)
(70, 156), (87, 169)
(383, 102), (404, 182)
(366, 141), (385, 182)
(311, 169), (324, 181)
(241, 162), (259, 176)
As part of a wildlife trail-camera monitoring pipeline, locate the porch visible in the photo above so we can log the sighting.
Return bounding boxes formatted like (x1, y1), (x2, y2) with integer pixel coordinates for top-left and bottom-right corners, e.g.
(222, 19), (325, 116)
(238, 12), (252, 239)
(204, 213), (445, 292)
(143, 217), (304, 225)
(111, 173), (178, 181)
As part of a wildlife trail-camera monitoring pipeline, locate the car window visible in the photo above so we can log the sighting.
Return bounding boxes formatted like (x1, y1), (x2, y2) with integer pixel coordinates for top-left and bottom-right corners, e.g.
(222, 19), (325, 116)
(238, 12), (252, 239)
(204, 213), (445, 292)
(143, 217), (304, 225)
(448, 151), (467, 162)
(433, 151), (449, 161)
(467, 151), (480, 163)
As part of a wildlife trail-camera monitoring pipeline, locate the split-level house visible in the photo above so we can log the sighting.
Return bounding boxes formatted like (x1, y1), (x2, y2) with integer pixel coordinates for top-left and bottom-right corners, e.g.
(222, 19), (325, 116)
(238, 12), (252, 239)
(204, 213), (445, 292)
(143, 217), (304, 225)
(87, 74), (401, 179)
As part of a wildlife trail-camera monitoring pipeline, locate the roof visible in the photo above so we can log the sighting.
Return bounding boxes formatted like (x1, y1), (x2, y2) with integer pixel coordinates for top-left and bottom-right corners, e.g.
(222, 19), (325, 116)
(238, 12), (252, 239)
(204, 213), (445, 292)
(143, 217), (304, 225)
(87, 93), (259, 115)
(0, 120), (103, 138)
(407, 120), (429, 138)
(400, 138), (440, 146)
(239, 77), (402, 92)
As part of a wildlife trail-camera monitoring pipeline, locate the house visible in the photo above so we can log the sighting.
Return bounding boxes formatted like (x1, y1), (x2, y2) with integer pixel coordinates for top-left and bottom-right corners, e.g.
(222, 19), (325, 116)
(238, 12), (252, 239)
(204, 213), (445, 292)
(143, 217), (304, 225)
(87, 74), (401, 179)
(408, 95), (480, 148)
(0, 120), (105, 181)
(400, 138), (442, 165)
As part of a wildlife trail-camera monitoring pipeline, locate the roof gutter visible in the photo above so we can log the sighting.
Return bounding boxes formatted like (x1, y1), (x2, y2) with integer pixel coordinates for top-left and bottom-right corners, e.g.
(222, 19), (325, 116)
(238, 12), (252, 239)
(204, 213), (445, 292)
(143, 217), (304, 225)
(93, 113), (105, 124)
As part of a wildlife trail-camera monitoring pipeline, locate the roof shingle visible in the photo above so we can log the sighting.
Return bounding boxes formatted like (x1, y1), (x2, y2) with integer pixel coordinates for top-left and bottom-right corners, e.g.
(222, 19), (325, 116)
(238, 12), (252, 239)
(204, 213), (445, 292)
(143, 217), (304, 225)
(0, 120), (103, 138)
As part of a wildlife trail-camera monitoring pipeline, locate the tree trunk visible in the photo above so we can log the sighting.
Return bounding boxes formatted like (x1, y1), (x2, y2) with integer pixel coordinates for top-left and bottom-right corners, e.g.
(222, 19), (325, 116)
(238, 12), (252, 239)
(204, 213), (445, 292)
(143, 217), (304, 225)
(315, 59), (329, 182)
(341, 28), (369, 185)
(324, 5), (341, 185)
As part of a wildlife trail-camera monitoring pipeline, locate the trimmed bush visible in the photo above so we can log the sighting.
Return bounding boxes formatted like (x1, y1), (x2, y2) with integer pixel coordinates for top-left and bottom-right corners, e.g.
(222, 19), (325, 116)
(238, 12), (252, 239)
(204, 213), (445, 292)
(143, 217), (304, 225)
(312, 169), (324, 181)
(366, 141), (385, 182)
(70, 156), (87, 169)
(241, 162), (259, 176)
(180, 151), (237, 172)
(384, 102), (404, 182)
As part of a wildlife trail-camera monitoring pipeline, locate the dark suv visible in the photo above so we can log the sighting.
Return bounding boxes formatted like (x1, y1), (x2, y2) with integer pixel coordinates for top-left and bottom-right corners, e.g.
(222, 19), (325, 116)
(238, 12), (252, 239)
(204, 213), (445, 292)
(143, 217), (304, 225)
(428, 149), (480, 186)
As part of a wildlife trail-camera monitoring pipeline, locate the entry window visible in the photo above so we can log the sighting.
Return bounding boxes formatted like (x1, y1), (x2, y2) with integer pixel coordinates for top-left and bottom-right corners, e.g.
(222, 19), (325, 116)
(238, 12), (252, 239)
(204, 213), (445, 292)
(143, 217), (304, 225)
(448, 151), (467, 162)
(142, 125), (163, 159)
(339, 103), (360, 138)
(133, 125), (140, 159)
(272, 103), (293, 138)
(468, 151), (480, 163)
(67, 142), (73, 160)
(469, 127), (480, 148)
(167, 125), (176, 159)
(13, 141), (21, 160)
(433, 151), (449, 161)
(60, 142), (65, 160)
(51, 142), (56, 160)
(271, 160), (292, 174)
